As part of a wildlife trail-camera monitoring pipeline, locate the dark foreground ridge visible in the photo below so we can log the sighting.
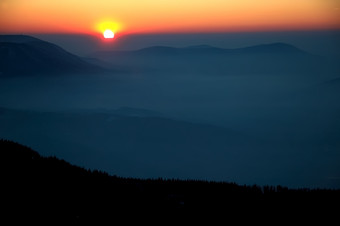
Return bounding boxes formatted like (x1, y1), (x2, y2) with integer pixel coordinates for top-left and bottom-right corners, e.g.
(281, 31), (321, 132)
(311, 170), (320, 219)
(1, 139), (339, 223)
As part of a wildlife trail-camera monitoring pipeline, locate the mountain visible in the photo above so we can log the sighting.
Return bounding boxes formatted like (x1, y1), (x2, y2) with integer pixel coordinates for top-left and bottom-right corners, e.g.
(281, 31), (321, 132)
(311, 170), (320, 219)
(91, 42), (329, 75)
(0, 107), (244, 180)
(238, 42), (306, 54)
(0, 35), (41, 43)
(97, 42), (306, 56)
(1, 139), (339, 223)
(0, 35), (103, 76)
(1, 106), (339, 188)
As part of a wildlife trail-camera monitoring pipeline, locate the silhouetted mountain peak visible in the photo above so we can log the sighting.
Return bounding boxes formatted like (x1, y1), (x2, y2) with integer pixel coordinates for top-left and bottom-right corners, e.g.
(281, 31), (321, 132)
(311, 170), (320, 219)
(241, 42), (306, 54)
(0, 35), (103, 76)
(0, 35), (43, 44)
(111, 42), (307, 56)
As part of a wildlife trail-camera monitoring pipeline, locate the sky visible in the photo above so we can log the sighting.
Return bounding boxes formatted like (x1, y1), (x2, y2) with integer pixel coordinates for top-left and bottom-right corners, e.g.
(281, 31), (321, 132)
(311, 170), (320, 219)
(0, 0), (340, 35)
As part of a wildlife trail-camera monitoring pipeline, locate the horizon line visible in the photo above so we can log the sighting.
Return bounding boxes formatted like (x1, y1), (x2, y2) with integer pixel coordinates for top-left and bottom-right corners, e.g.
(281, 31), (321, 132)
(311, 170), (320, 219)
(1, 28), (340, 36)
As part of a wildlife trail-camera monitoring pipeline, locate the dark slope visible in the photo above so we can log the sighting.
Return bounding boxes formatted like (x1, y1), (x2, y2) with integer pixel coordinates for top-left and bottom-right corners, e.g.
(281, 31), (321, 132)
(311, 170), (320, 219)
(0, 35), (42, 43)
(0, 35), (103, 76)
(1, 139), (339, 223)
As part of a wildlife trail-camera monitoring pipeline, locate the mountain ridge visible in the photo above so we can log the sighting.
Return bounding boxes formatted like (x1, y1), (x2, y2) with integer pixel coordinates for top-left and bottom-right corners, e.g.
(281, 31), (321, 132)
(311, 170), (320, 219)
(0, 34), (43, 43)
(91, 41), (326, 75)
(0, 35), (104, 76)
(1, 139), (339, 223)
(93, 42), (308, 56)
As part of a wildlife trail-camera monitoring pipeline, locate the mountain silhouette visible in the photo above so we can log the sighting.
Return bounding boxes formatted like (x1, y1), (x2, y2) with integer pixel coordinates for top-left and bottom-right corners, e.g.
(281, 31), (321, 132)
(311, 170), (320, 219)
(95, 42), (307, 56)
(92, 42), (327, 75)
(1, 139), (339, 223)
(0, 35), (103, 76)
(238, 42), (306, 54)
(0, 35), (42, 43)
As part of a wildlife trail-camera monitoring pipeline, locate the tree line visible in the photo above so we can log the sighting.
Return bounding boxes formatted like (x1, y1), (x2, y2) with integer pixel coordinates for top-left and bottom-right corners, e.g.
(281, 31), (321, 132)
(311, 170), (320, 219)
(1, 139), (339, 224)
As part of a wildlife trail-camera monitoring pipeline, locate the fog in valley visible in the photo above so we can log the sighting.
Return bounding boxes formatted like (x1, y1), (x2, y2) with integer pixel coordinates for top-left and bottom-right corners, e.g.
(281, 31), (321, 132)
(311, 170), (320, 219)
(0, 34), (339, 189)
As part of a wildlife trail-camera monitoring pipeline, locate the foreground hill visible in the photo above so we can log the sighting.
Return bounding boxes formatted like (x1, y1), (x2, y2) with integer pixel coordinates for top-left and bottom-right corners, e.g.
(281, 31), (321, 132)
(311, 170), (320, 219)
(0, 35), (103, 76)
(1, 139), (339, 223)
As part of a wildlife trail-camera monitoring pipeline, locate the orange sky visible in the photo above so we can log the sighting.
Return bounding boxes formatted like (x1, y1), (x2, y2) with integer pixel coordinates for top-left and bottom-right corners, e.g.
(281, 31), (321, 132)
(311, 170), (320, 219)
(0, 0), (339, 35)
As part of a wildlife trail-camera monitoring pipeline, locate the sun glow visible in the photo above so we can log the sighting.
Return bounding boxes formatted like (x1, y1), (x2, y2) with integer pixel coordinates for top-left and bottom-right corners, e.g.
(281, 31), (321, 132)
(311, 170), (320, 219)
(0, 1), (339, 34)
(96, 21), (121, 39)
(97, 21), (121, 33)
(103, 29), (114, 38)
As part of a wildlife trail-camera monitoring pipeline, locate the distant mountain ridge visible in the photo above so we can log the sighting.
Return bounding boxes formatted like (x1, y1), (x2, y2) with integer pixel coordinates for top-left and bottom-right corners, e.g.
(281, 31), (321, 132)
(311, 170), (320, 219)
(0, 35), (103, 76)
(92, 42), (328, 75)
(95, 42), (308, 56)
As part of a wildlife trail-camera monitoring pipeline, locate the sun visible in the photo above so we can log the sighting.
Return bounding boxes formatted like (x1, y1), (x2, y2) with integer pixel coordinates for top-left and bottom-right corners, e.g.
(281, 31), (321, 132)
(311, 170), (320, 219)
(103, 29), (114, 39)
(96, 21), (121, 39)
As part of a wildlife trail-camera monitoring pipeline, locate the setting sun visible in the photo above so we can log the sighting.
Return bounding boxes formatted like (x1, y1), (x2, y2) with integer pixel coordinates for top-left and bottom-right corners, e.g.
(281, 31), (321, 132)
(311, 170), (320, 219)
(1, 0), (339, 34)
(103, 29), (114, 39)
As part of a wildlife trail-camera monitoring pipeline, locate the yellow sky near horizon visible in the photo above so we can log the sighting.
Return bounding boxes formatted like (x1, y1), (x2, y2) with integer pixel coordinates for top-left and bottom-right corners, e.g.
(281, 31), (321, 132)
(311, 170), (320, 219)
(0, 0), (339, 35)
